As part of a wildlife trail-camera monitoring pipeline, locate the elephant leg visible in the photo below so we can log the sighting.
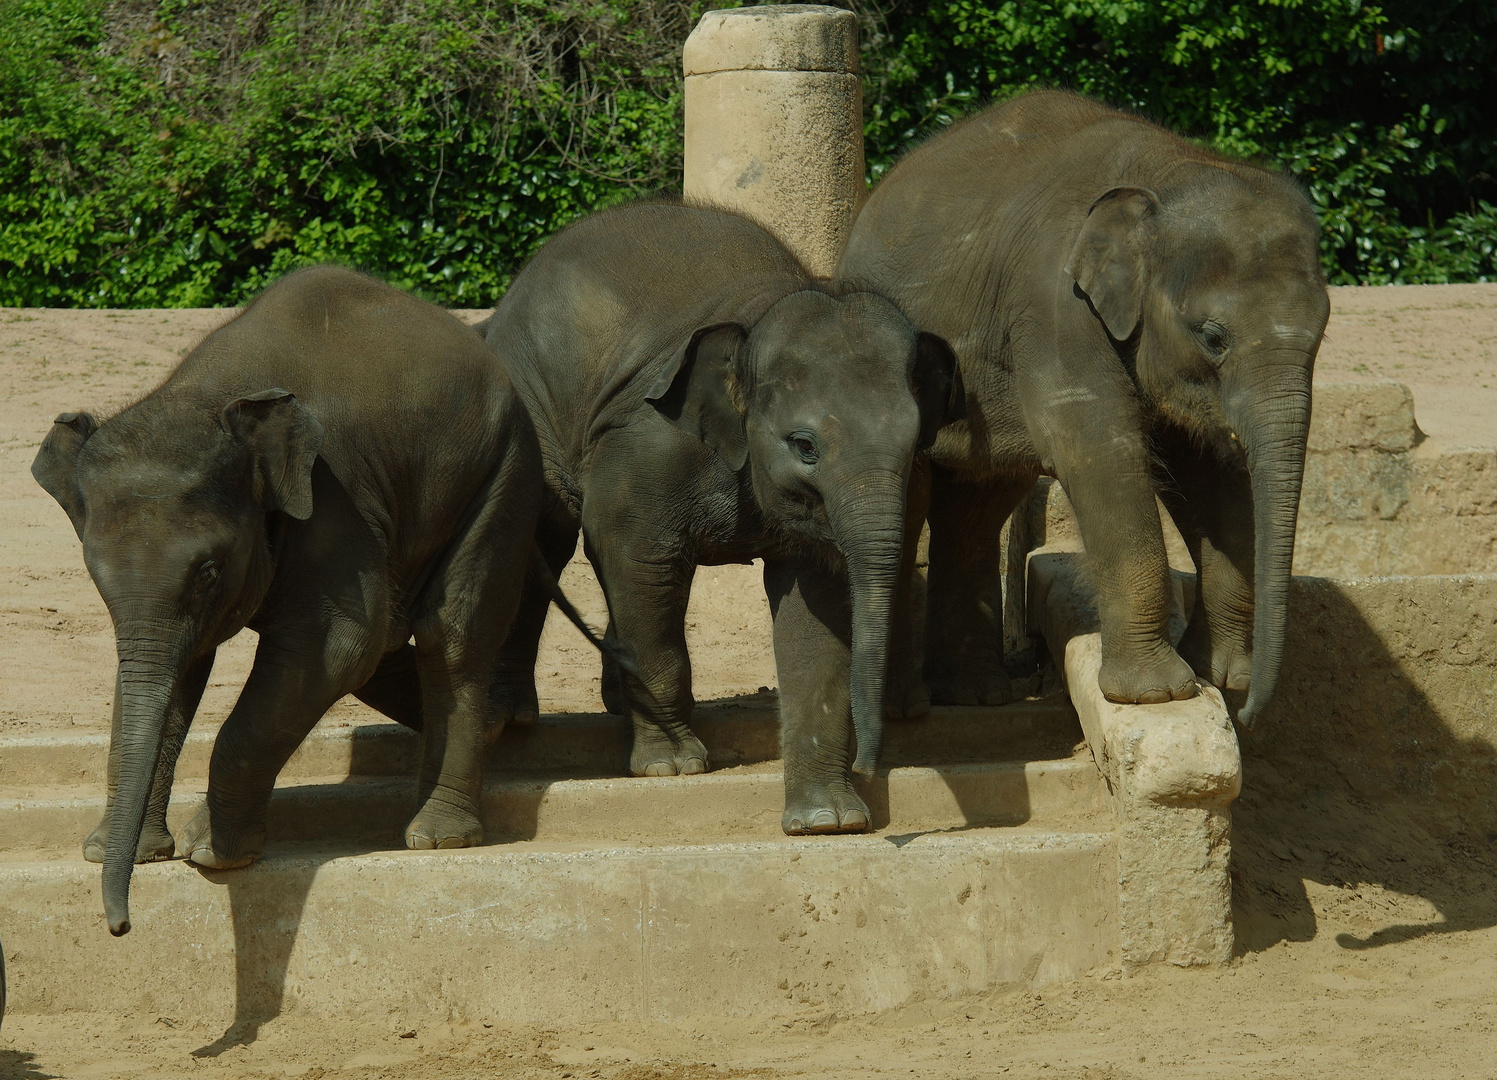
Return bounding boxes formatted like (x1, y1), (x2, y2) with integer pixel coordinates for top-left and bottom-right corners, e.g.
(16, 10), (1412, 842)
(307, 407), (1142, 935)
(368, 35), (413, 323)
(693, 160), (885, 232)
(407, 460), (538, 848)
(923, 467), (1036, 707)
(489, 521), (579, 730)
(764, 557), (869, 834)
(1034, 364), (1195, 704)
(884, 457), (931, 722)
(1154, 425), (1255, 692)
(180, 635), (356, 869)
(599, 615), (625, 716)
(84, 653), (214, 864)
(583, 519), (704, 778)
(353, 644), (423, 731)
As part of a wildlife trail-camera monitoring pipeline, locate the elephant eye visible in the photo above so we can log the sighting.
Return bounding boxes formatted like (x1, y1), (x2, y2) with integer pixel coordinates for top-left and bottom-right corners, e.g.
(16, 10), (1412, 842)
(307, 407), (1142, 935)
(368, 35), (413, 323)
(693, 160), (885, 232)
(194, 560), (221, 590)
(787, 433), (820, 465)
(1195, 319), (1231, 360)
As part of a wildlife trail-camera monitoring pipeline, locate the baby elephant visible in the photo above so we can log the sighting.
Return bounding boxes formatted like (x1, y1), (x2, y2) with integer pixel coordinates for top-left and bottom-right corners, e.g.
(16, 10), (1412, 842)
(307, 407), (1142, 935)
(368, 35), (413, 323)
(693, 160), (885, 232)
(482, 201), (962, 835)
(33, 266), (551, 935)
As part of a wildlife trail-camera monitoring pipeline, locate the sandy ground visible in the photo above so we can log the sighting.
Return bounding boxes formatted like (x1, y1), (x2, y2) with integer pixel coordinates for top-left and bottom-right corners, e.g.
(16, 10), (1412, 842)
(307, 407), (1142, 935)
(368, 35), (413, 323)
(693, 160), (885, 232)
(2, 286), (1496, 1077)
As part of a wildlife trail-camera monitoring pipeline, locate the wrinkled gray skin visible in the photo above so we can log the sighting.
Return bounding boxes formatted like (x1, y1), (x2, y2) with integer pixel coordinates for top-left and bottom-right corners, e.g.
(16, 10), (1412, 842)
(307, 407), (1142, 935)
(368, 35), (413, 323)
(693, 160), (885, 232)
(840, 91), (1329, 721)
(481, 202), (960, 834)
(33, 266), (543, 935)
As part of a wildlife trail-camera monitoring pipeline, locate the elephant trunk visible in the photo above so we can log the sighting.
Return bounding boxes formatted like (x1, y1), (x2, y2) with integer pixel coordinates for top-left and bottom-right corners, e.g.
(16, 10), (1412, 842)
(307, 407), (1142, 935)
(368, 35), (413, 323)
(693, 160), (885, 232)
(1228, 361), (1313, 727)
(829, 469), (908, 777)
(102, 635), (182, 936)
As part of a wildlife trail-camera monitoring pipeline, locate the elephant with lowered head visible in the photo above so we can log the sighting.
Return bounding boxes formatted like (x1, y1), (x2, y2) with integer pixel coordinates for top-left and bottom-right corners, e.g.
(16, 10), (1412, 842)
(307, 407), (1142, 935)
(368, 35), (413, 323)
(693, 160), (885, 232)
(31, 266), (586, 935)
(839, 90), (1329, 722)
(480, 201), (962, 834)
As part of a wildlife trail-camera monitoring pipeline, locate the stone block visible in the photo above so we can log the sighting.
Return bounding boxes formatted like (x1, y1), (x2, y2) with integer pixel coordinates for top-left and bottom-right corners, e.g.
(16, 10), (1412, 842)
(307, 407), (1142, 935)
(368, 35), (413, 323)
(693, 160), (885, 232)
(1025, 547), (1239, 968)
(1307, 381), (1420, 453)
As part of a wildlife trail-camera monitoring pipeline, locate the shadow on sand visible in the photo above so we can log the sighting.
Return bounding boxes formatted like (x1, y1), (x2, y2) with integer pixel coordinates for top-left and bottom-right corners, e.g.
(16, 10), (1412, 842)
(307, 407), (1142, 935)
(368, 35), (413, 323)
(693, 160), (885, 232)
(1230, 575), (1497, 954)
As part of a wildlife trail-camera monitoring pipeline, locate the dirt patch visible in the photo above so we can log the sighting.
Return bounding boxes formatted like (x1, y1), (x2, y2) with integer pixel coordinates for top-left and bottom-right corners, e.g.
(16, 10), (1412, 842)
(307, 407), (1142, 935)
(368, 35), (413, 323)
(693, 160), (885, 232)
(2, 293), (1496, 1075)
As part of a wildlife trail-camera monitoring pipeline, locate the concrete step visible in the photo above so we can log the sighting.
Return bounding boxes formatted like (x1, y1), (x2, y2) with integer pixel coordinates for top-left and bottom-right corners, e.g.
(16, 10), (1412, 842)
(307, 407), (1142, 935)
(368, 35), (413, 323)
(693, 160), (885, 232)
(0, 696), (1081, 786)
(0, 753), (1105, 856)
(0, 825), (1118, 1022)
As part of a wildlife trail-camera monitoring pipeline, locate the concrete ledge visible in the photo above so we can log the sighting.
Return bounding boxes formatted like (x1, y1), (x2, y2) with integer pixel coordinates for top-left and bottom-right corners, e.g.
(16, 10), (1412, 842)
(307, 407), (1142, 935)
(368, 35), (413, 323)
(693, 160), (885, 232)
(0, 828), (1116, 1021)
(0, 757), (1107, 856)
(0, 699), (1080, 788)
(1024, 541), (1239, 968)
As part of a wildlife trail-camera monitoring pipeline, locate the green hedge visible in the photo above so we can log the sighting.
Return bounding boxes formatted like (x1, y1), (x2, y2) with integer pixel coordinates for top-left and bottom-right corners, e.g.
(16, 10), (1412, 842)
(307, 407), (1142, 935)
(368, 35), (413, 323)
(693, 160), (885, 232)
(1, 0), (1494, 307)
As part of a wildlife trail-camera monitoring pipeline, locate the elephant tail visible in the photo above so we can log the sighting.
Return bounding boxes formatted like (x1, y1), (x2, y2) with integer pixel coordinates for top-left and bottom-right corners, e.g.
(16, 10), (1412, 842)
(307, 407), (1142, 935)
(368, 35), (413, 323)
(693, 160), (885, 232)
(530, 548), (648, 690)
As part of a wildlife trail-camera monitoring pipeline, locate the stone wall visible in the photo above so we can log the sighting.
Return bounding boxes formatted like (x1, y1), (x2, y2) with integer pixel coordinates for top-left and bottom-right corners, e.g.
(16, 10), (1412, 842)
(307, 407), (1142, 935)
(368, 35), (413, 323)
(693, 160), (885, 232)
(1297, 383), (1497, 576)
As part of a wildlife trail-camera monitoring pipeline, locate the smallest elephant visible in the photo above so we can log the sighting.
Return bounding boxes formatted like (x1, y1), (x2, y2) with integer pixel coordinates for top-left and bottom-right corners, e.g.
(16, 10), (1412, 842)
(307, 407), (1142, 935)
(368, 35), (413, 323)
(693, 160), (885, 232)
(32, 265), (587, 936)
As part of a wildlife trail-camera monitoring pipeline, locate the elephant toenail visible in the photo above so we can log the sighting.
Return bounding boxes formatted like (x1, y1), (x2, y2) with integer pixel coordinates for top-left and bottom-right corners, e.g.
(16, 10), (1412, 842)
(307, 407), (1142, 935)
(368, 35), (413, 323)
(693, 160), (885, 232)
(643, 762), (675, 777)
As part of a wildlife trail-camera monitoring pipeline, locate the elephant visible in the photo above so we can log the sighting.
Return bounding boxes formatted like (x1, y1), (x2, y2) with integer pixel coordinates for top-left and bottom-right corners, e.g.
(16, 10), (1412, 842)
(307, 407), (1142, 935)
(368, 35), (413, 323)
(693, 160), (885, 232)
(478, 200), (962, 834)
(31, 265), (605, 935)
(839, 90), (1329, 723)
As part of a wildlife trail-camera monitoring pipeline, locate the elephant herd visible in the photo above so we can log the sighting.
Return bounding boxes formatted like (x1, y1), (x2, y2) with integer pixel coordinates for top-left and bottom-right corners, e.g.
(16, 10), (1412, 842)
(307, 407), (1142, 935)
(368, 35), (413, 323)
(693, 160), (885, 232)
(32, 91), (1329, 936)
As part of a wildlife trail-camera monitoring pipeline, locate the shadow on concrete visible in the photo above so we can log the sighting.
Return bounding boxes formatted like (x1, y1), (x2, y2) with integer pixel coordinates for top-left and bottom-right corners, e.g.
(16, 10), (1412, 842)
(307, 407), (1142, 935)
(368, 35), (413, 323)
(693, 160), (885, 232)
(1230, 575), (1497, 955)
(188, 835), (392, 1056)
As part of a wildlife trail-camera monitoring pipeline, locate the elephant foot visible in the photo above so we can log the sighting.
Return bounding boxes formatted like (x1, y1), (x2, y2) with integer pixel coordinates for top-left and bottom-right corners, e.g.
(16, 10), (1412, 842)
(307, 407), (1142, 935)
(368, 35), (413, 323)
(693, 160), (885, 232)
(489, 671), (539, 729)
(178, 804), (263, 870)
(405, 798), (484, 850)
(782, 783), (871, 835)
(1099, 646), (1198, 705)
(925, 668), (1013, 707)
(884, 677), (931, 723)
(1179, 624), (1253, 692)
(82, 816), (177, 864)
(629, 725), (708, 777)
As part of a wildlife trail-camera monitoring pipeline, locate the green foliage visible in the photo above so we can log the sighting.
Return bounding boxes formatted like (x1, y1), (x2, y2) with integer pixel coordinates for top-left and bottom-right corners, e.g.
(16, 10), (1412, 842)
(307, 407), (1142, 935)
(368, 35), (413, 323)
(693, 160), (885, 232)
(0, 0), (695, 306)
(1, 0), (1494, 306)
(863, 0), (1497, 284)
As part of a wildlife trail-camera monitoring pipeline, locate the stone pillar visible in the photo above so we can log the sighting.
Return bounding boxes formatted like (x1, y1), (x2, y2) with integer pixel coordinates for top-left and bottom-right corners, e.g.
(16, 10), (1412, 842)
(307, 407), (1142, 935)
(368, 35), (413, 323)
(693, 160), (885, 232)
(683, 5), (865, 278)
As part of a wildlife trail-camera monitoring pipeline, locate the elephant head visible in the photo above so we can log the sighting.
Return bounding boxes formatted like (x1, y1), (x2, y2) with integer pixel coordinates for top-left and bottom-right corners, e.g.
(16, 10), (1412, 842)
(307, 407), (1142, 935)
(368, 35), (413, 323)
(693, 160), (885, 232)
(646, 289), (962, 775)
(1066, 170), (1330, 724)
(31, 390), (322, 935)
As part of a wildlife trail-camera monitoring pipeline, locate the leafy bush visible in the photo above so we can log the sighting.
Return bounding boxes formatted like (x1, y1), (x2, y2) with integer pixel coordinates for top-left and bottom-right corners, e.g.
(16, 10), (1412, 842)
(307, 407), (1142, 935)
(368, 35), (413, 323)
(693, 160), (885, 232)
(864, 0), (1497, 285)
(0, 0), (695, 306)
(1, 0), (1494, 306)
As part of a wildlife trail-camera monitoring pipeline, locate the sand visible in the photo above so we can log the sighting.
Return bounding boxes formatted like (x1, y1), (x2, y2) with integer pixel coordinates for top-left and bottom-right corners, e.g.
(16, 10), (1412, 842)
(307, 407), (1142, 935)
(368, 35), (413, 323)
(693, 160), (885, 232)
(2, 286), (1496, 1077)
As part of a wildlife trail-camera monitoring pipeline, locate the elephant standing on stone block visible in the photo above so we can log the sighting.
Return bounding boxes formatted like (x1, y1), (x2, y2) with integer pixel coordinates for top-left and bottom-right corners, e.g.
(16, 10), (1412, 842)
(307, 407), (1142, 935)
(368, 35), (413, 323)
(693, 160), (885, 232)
(31, 266), (604, 936)
(839, 90), (1329, 724)
(479, 200), (962, 835)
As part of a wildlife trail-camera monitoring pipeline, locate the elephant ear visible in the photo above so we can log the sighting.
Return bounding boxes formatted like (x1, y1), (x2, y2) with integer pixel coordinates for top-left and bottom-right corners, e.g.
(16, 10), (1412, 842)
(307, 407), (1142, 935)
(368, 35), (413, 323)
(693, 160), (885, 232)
(644, 323), (750, 471)
(912, 331), (965, 451)
(1065, 186), (1160, 342)
(220, 389), (324, 520)
(32, 412), (100, 540)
